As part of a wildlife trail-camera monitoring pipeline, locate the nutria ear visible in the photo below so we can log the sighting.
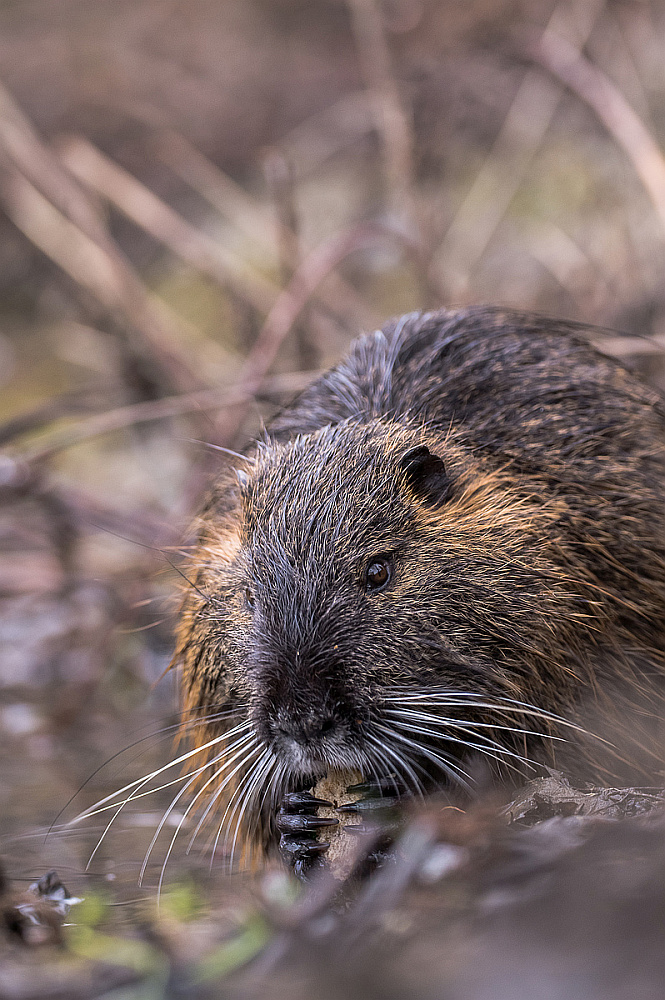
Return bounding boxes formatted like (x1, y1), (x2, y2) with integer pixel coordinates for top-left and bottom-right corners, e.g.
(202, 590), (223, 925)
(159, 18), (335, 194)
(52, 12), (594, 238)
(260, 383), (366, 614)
(399, 445), (451, 505)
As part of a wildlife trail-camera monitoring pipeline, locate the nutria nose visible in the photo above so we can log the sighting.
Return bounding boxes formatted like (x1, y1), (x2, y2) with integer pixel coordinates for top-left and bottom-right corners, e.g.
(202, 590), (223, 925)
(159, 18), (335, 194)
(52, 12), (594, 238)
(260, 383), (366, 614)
(276, 714), (337, 744)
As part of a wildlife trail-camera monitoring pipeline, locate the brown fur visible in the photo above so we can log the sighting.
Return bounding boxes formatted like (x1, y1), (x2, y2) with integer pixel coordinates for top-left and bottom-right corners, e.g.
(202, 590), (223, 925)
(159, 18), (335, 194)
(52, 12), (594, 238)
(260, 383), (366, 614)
(173, 307), (665, 856)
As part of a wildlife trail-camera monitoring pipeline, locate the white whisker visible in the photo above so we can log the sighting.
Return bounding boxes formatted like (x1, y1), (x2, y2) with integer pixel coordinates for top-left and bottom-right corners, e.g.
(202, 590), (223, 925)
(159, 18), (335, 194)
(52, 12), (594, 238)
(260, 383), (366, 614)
(141, 731), (258, 887)
(217, 749), (273, 872)
(156, 739), (264, 896)
(366, 732), (424, 797)
(384, 706), (566, 744)
(385, 715), (538, 772)
(73, 718), (252, 826)
(375, 723), (473, 791)
(185, 738), (263, 854)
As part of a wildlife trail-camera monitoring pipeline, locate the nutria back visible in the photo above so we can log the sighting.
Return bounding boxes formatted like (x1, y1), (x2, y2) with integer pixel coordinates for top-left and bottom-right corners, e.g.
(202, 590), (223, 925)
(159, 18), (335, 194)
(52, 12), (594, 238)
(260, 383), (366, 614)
(174, 307), (665, 856)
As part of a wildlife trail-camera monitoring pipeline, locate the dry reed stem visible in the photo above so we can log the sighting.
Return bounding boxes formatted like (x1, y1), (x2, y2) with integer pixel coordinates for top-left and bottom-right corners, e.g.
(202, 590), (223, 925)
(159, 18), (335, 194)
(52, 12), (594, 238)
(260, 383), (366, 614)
(521, 219), (615, 314)
(0, 80), (203, 393)
(0, 171), (206, 393)
(345, 0), (435, 303)
(271, 91), (376, 182)
(154, 130), (275, 253)
(155, 127), (379, 332)
(346, 0), (415, 218)
(16, 373), (316, 465)
(432, 0), (606, 300)
(213, 222), (391, 444)
(528, 29), (665, 237)
(57, 135), (279, 315)
(264, 147), (317, 370)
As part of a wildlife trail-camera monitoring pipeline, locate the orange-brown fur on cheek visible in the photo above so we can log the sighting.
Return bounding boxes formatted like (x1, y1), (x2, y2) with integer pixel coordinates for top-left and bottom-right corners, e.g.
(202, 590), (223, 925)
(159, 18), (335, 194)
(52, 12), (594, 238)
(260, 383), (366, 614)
(171, 502), (260, 858)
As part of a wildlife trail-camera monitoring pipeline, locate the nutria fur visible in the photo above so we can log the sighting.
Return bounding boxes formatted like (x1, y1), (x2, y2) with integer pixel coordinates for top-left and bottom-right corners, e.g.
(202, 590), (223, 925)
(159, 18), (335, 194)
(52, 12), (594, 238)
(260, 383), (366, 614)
(173, 307), (665, 858)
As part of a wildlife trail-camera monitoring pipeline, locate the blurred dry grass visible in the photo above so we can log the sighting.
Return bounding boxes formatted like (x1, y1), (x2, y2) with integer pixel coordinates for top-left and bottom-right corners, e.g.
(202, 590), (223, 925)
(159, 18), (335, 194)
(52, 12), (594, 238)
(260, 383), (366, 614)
(3, 0), (665, 986)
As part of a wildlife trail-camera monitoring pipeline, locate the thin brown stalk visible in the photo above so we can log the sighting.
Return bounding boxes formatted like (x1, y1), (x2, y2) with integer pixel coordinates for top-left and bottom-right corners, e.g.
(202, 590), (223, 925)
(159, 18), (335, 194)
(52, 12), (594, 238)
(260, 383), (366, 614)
(57, 135), (278, 315)
(154, 127), (379, 331)
(0, 80), (202, 393)
(527, 29), (665, 236)
(346, 0), (415, 218)
(264, 147), (317, 370)
(345, 0), (434, 302)
(214, 222), (389, 444)
(17, 373), (316, 465)
(432, 0), (606, 300)
(0, 169), (203, 393)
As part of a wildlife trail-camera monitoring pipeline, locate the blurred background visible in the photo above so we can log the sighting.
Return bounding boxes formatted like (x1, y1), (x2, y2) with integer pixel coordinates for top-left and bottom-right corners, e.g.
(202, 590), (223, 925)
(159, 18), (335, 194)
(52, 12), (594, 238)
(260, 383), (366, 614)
(3, 0), (665, 955)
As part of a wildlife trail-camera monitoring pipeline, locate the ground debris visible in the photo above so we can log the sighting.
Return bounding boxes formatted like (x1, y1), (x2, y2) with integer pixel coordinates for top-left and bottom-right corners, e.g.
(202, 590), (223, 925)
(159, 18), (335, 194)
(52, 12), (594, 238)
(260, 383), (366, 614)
(502, 771), (665, 824)
(1, 865), (82, 947)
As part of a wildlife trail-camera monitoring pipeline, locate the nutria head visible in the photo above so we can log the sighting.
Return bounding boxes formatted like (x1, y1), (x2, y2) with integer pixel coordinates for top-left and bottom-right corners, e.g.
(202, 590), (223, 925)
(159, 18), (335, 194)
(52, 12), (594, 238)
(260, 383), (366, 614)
(174, 415), (606, 844)
(172, 308), (665, 857)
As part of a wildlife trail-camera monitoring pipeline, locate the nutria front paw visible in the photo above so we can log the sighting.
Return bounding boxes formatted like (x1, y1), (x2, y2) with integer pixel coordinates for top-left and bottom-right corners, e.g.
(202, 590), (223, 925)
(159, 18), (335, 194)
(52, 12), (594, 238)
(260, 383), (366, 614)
(276, 790), (338, 879)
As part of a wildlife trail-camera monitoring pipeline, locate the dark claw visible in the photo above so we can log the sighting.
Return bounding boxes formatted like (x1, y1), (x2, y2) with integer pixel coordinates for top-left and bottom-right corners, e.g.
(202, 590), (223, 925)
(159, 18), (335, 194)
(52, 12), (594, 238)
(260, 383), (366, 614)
(337, 796), (401, 814)
(347, 775), (402, 796)
(342, 823), (372, 836)
(279, 835), (331, 860)
(276, 787), (336, 878)
(280, 790), (333, 811)
(276, 812), (339, 835)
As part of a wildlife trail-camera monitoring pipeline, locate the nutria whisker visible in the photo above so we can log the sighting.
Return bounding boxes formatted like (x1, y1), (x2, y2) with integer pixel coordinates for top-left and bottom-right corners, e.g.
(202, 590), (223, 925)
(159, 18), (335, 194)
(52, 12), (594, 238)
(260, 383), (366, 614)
(75, 717), (253, 823)
(227, 750), (280, 872)
(365, 733), (426, 797)
(140, 731), (261, 887)
(211, 744), (273, 860)
(384, 714), (536, 776)
(384, 706), (566, 746)
(214, 748), (276, 872)
(76, 721), (254, 872)
(385, 691), (595, 739)
(153, 741), (265, 893)
(375, 723), (473, 791)
(184, 740), (263, 856)
(361, 738), (398, 793)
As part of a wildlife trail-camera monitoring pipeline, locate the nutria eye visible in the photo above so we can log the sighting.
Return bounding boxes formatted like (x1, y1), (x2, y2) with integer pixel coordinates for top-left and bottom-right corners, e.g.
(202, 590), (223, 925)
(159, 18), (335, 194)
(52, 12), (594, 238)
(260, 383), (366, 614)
(365, 557), (392, 592)
(244, 586), (255, 609)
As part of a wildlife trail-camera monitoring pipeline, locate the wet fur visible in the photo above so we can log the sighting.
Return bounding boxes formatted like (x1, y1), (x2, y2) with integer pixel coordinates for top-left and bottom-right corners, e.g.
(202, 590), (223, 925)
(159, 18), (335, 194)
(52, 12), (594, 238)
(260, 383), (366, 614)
(173, 307), (665, 856)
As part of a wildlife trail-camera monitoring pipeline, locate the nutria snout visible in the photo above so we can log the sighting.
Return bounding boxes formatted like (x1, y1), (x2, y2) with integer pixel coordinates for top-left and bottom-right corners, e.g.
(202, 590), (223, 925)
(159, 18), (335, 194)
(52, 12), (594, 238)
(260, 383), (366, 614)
(173, 306), (665, 859)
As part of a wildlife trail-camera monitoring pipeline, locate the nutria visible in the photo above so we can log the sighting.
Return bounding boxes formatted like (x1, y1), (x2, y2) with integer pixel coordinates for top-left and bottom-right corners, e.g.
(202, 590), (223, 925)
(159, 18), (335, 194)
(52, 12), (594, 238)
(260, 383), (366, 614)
(173, 306), (665, 868)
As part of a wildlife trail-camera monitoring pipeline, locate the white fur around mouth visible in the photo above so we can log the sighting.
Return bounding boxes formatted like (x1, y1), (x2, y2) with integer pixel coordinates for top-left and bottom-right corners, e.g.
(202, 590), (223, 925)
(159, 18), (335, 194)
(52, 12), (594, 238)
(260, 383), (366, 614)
(272, 735), (366, 777)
